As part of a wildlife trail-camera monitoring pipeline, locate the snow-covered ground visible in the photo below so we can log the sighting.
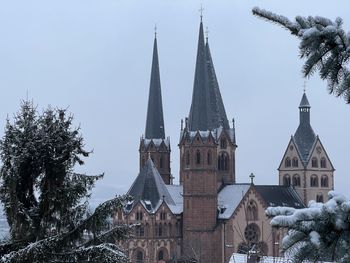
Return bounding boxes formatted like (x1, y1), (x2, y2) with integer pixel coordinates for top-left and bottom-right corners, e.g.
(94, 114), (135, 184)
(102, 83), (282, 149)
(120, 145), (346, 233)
(230, 253), (334, 263)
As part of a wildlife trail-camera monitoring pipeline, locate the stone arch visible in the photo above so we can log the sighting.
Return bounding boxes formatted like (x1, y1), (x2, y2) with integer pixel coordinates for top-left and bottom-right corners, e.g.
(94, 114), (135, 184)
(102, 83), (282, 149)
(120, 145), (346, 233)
(292, 157), (298, 167)
(310, 174), (318, 187)
(207, 150), (212, 165)
(218, 151), (229, 171)
(157, 247), (169, 262)
(195, 149), (201, 165)
(321, 175), (329, 187)
(133, 247), (146, 263)
(292, 174), (300, 187)
(285, 157), (291, 167)
(246, 200), (258, 221)
(283, 174), (291, 186)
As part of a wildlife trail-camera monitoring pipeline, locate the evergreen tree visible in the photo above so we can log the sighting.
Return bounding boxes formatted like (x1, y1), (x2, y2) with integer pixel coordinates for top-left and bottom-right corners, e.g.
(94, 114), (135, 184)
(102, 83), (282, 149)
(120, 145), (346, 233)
(0, 101), (130, 262)
(266, 191), (350, 262)
(252, 7), (350, 103)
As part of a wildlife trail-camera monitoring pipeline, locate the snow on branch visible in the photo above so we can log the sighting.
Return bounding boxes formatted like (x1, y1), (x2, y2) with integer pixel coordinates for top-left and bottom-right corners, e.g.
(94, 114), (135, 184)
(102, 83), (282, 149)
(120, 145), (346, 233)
(252, 7), (350, 103)
(266, 191), (350, 262)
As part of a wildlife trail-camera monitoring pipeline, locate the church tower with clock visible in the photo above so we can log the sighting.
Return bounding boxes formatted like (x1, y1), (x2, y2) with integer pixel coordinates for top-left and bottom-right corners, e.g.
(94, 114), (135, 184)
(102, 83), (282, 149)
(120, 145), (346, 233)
(278, 92), (334, 204)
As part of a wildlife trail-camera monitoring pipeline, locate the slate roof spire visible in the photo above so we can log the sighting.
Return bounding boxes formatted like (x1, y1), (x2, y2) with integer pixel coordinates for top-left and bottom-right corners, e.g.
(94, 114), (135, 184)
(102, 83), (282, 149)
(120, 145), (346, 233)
(145, 35), (165, 139)
(188, 19), (229, 131)
(293, 92), (316, 164)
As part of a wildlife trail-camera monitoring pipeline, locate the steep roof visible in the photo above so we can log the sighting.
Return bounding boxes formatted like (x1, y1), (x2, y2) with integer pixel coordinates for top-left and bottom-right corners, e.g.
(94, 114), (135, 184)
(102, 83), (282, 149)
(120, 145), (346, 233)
(254, 185), (304, 208)
(145, 36), (165, 139)
(188, 20), (229, 131)
(127, 158), (174, 212)
(293, 92), (316, 164)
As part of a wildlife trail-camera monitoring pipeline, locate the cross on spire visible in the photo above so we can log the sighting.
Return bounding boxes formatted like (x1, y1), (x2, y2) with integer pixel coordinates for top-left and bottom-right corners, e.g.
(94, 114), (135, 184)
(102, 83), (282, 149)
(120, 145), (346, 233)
(154, 24), (157, 38)
(303, 80), (307, 93)
(199, 4), (204, 21)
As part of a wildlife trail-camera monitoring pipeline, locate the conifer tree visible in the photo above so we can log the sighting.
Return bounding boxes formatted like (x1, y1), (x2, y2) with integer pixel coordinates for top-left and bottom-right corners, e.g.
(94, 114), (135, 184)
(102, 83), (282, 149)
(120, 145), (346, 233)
(252, 7), (350, 103)
(266, 192), (350, 262)
(0, 101), (130, 262)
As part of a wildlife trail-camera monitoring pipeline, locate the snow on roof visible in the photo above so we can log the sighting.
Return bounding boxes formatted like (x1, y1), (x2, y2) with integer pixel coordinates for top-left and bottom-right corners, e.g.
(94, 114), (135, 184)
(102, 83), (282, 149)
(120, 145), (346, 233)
(166, 185), (183, 214)
(143, 137), (170, 149)
(218, 184), (250, 219)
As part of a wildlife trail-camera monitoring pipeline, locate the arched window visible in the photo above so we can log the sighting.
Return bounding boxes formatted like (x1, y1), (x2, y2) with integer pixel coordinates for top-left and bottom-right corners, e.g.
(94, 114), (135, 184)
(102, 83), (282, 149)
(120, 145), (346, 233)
(136, 250), (144, 263)
(292, 157), (298, 167)
(283, 174), (291, 186)
(316, 194), (324, 203)
(158, 224), (163, 237)
(160, 157), (163, 168)
(218, 152), (229, 171)
(136, 211), (143, 221)
(292, 174), (301, 187)
(321, 175), (328, 187)
(196, 150), (201, 165)
(158, 250), (164, 260)
(285, 157), (291, 167)
(312, 157), (318, 168)
(310, 175), (318, 187)
(185, 150), (190, 166)
(207, 151), (212, 165)
(320, 158), (327, 168)
(220, 138), (227, 149)
(247, 200), (258, 221)
(136, 225), (145, 237)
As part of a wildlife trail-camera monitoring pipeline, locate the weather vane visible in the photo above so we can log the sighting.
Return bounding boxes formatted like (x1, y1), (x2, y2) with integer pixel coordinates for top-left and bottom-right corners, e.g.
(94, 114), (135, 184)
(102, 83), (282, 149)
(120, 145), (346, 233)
(154, 24), (157, 38)
(303, 80), (307, 93)
(199, 4), (204, 21)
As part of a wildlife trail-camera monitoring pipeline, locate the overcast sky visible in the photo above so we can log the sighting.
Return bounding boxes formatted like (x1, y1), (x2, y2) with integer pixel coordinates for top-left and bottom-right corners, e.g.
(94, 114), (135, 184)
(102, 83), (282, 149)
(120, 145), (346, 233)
(1, 0), (349, 206)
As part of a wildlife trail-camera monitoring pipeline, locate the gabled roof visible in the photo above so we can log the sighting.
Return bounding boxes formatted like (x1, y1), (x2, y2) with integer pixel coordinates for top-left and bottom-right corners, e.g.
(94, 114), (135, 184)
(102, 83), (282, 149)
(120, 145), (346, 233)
(145, 36), (165, 139)
(127, 158), (174, 212)
(218, 184), (250, 219)
(188, 20), (230, 132)
(254, 185), (304, 208)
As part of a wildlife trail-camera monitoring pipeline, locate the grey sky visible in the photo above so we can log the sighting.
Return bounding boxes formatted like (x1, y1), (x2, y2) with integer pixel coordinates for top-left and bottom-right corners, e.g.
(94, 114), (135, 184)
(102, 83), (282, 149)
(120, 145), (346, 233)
(0, 0), (349, 206)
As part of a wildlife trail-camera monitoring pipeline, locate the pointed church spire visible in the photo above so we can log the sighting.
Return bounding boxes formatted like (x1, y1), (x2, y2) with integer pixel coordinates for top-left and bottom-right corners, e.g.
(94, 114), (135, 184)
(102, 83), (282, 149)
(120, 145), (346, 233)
(188, 20), (229, 131)
(145, 35), (165, 139)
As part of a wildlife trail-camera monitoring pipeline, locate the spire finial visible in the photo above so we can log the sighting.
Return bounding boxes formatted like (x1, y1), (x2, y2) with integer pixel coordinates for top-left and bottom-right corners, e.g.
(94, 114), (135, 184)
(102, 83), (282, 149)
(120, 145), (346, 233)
(303, 80), (307, 93)
(199, 4), (204, 21)
(154, 24), (157, 38)
(205, 26), (209, 42)
(249, 173), (255, 185)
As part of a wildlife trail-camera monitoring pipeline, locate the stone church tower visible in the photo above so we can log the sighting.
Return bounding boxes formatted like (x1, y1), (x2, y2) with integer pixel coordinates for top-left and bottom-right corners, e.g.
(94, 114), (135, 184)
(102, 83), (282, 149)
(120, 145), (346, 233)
(139, 35), (172, 185)
(278, 92), (334, 204)
(179, 18), (236, 262)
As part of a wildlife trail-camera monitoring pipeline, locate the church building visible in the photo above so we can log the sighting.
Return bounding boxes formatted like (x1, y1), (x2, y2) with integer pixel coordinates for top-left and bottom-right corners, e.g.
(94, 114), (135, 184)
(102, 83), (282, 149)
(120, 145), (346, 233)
(113, 17), (334, 263)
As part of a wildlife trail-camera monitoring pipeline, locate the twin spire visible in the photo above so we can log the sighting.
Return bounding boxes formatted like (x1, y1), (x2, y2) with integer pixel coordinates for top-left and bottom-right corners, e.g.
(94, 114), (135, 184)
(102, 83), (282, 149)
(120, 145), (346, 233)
(145, 18), (230, 140)
(188, 20), (229, 131)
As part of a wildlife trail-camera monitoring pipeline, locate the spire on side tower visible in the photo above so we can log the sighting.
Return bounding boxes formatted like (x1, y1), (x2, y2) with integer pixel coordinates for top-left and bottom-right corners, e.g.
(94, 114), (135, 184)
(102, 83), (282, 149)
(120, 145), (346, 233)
(145, 34), (165, 139)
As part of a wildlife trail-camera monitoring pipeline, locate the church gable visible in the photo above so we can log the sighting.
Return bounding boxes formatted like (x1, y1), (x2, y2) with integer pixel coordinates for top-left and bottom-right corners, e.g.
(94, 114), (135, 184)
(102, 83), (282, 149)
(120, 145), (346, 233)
(306, 137), (334, 171)
(278, 138), (303, 170)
